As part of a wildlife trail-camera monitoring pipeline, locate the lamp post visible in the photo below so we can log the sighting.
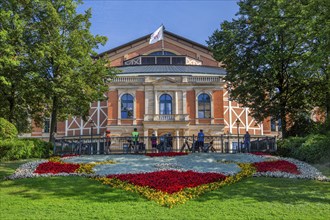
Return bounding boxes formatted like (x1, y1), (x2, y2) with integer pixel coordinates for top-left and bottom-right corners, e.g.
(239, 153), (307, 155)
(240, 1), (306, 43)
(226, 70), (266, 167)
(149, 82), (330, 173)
(89, 120), (95, 153)
(236, 119), (241, 153)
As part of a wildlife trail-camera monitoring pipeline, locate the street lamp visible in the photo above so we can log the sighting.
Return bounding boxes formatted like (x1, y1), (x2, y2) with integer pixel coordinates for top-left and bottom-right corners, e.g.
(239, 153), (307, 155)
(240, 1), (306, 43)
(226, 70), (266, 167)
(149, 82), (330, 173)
(236, 119), (241, 153)
(89, 120), (95, 150)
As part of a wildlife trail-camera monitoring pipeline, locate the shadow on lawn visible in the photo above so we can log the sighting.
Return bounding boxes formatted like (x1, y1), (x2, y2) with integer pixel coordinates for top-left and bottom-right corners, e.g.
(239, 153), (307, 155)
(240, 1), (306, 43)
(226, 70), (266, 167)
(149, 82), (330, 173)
(2, 175), (329, 206)
(198, 177), (330, 205)
(1, 176), (146, 203)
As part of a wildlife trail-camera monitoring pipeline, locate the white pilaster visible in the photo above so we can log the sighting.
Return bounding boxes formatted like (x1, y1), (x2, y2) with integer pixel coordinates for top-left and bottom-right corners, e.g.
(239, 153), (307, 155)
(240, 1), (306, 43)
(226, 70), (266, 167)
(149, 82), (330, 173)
(175, 91), (178, 115)
(154, 90), (158, 114)
(182, 91), (187, 114)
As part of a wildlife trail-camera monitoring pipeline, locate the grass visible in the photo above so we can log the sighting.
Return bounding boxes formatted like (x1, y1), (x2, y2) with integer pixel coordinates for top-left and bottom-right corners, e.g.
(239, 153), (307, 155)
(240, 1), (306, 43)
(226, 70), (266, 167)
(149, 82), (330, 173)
(0, 160), (329, 220)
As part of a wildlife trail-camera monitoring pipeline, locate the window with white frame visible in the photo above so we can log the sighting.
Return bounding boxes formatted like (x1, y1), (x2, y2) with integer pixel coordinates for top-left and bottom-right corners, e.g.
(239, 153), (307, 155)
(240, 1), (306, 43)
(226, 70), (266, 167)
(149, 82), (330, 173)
(198, 93), (211, 118)
(159, 94), (172, 115)
(121, 94), (134, 119)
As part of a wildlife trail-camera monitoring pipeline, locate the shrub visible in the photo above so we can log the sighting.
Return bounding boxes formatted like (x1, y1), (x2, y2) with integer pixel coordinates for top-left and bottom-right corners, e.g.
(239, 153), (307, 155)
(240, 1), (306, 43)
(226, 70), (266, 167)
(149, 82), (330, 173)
(277, 136), (306, 157)
(277, 132), (330, 164)
(0, 138), (52, 161)
(295, 133), (330, 163)
(0, 118), (18, 140)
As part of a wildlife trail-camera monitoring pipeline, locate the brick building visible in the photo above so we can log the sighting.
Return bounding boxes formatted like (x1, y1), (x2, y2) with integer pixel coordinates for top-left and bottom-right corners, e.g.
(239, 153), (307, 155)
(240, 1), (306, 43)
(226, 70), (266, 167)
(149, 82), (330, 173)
(29, 30), (279, 149)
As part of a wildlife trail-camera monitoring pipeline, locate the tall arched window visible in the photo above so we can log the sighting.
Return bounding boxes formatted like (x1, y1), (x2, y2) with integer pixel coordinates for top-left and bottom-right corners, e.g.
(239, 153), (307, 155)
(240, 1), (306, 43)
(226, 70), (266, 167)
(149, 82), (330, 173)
(121, 94), (134, 119)
(198, 93), (211, 118)
(159, 94), (172, 115)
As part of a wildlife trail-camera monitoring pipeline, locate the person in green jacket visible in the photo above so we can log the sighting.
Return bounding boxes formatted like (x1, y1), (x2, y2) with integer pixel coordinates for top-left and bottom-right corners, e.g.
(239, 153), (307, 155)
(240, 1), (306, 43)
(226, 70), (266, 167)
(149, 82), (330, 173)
(132, 128), (139, 153)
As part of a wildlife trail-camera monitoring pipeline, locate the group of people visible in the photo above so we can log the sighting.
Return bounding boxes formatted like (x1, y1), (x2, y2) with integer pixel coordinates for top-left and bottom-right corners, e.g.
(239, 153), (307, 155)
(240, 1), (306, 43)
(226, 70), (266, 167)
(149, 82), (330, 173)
(105, 128), (141, 154)
(104, 128), (251, 154)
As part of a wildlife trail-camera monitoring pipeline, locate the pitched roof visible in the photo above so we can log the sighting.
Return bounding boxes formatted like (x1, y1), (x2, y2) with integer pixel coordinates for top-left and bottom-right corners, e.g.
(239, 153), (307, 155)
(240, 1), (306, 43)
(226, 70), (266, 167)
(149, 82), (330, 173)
(97, 30), (210, 58)
(117, 65), (226, 76)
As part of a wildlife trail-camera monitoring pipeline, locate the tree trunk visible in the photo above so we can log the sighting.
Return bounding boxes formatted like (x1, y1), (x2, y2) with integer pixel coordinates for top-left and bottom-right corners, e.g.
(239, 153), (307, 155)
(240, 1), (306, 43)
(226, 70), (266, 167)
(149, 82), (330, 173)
(49, 96), (58, 143)
(280, 107), (288, 138)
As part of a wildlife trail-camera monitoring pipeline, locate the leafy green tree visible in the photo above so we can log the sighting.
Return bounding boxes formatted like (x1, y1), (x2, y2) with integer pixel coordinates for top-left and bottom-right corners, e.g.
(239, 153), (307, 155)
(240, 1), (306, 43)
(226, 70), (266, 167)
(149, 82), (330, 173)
(30, 0), (117, 142)
(0, 0), (46, 132)
(1, 0), (117, 141)
(208, 0), (329, 137)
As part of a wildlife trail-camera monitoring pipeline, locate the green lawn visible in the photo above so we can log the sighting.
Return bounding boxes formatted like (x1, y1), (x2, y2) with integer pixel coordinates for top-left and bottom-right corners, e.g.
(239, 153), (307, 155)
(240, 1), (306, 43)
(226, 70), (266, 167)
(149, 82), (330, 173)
(0, 160), (329, 220)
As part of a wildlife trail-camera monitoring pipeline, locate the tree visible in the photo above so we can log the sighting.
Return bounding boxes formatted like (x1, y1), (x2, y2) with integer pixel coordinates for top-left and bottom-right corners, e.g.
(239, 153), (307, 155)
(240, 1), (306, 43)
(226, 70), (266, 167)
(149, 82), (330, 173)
(30, 0), (117, 142)
(1, 0), (117, 141)
(0, 0), (46, 132)
(208, 0), (330, 137)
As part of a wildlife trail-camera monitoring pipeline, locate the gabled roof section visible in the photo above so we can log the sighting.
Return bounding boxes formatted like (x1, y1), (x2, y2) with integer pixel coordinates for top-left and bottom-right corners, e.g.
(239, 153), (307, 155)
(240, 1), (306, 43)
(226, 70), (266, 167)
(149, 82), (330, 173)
(97, 30), (210, 58)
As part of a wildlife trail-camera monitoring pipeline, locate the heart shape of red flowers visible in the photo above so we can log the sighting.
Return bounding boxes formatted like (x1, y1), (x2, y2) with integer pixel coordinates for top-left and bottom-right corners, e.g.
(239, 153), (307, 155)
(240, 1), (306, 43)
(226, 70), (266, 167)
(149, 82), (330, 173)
(107, 170), (227, 194)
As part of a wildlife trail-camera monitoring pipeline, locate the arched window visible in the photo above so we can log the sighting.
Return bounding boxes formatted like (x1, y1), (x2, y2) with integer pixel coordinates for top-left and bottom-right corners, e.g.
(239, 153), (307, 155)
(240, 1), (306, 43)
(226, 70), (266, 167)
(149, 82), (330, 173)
(159, 94), (172, 115)
(148, 51), (176, 56)
(121, 94), (134, 119)
(198, 93), (211, 118)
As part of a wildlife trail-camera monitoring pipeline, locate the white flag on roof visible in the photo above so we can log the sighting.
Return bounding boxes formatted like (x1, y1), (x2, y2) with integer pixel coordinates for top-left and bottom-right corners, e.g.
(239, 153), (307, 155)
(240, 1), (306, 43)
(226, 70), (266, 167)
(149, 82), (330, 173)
(149, 25), (164, 44)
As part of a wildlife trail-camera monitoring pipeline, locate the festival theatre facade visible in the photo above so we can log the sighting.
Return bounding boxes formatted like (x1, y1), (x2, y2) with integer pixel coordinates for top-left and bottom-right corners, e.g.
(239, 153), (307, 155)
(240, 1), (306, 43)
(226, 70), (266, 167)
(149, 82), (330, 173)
(32, 30), (278, 140)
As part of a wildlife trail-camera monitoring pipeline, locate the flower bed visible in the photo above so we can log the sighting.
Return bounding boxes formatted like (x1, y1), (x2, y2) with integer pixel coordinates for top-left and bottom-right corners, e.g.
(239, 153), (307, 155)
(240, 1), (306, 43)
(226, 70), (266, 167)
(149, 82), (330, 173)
(249, 152), (273, 156)
(253, 160), (300, 174)
(34, 161), (80, 174)
(8, 154), (328, 208)
(107, 170), (227, 194)
(97, 163), (256, 207)
(145, 152), (188, 157)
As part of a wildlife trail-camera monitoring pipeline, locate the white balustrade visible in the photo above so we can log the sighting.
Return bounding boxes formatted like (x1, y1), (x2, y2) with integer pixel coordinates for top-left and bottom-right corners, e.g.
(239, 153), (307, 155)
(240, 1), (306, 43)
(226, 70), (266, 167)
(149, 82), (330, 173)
(113, 77), (145, 83)
(188, 76), (222, 83)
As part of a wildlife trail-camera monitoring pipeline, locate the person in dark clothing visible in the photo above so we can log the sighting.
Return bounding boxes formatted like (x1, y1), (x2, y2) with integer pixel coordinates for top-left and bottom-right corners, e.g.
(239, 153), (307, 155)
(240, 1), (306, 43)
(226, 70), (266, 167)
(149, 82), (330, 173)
(151, 133), (158, 153)
(196, 129), (204, 152)
(243, 131), (251, 153)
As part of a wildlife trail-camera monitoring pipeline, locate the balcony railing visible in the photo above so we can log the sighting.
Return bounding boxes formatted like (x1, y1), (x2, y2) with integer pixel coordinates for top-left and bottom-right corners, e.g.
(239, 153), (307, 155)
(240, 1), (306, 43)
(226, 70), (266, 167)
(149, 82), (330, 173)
(144, 114), (189, 122)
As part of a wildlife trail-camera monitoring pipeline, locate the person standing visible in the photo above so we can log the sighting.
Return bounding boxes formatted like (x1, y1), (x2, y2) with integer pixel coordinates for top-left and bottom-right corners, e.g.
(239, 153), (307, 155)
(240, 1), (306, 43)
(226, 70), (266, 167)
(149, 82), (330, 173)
(197, 129), (205, 152)
(132, 128), (139, 153)
(151, 133), (158, 153)
(243, 131), (251, 153)
(105, 130), (111, 154)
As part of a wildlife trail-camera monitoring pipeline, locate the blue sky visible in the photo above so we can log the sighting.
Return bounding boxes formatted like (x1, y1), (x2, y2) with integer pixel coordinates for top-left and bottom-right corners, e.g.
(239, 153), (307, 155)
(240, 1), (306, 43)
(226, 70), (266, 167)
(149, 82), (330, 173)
(77, 0), (240, 53)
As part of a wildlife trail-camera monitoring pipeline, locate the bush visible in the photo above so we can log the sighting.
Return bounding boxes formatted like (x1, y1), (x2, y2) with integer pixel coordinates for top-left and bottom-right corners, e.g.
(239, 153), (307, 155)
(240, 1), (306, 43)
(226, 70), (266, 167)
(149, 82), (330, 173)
(0, 138), (53, 161)
(0, 118), (18, 140)
(277, 136), (306, 157)
(295, 133), (330, 163)
(277, 132), (330, 164)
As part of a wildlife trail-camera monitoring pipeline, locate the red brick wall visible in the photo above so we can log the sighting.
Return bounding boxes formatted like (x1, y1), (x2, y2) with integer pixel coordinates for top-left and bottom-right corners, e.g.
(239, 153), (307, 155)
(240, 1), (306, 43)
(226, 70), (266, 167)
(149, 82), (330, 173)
(213, 90), (224, 124)
(198, 119), (211, 124)
(263, 117), (271, 134)
(108, 90), (118, 125)
(56, 121), (65, 136)
(136, 91), (145, 125)
(186, 90), (196, 125)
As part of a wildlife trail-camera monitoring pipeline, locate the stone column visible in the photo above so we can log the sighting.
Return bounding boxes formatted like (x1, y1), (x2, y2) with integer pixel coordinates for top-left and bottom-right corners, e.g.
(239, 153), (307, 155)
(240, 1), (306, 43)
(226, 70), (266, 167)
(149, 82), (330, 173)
(176, 129), (180, 151)
(144, 129), (149, 150)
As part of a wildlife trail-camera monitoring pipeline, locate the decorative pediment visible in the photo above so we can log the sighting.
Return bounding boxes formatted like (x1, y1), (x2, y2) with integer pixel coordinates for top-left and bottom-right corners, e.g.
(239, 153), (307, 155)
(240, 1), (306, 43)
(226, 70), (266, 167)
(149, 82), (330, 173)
(152, 77), (178, 84)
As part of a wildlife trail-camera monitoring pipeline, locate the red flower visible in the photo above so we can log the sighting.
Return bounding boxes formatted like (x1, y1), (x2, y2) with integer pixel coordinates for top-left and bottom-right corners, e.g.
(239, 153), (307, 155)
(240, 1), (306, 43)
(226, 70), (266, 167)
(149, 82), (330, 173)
(250, 152), (272, 156)
(145, 152), (188, 157)
(253, 160), (300, 174)
(107, 170), (227, 194)
(34, 162), (80, 174)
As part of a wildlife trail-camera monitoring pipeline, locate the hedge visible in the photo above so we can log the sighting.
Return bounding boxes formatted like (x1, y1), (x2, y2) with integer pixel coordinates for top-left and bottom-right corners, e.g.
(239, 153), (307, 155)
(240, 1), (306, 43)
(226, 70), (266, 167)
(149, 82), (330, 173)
(0, 138), (53, 161)
(277, 132), (330, 164)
